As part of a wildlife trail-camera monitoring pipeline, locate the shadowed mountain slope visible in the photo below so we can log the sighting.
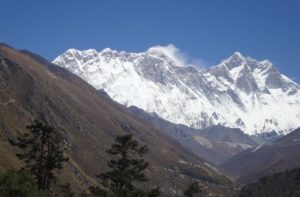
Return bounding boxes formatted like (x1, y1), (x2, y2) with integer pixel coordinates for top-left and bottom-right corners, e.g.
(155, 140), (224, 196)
(221, 128), (300, 183)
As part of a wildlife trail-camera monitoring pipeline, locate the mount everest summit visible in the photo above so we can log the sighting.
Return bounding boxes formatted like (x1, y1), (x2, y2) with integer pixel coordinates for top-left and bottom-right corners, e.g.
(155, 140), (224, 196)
(53, 46), (300, 135)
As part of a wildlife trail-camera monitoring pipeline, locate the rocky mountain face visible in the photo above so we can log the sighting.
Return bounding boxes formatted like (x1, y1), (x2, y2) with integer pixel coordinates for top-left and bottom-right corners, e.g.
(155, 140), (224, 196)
(221, 128), (300, 183)
(53, 47), (300, 135)
(0, 44), (233, 196)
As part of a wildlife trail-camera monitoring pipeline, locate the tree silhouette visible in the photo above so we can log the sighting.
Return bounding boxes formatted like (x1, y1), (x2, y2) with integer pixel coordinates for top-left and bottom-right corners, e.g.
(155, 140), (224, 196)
(91, 134), (160, 197)
(16, 120), (68, 191)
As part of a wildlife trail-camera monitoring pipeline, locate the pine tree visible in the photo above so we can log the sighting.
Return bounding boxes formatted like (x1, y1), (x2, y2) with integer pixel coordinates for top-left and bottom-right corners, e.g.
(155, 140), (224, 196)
(184, 182), (202, 197)
(92, 134), (160, 197)
(16, 120), (68, 191)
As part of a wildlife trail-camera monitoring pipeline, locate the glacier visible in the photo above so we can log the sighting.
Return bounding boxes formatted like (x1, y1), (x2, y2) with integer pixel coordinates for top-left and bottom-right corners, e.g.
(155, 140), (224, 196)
(53, 46), (300, 135)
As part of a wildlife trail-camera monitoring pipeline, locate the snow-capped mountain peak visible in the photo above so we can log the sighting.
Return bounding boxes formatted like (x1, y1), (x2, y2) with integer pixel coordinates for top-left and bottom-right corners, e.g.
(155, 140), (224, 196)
(222, 52), (248, 69)
(53, 47), (300, 135)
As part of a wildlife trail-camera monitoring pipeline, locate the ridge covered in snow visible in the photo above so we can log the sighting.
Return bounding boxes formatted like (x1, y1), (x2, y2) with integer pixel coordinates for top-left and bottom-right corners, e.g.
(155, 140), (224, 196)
(53, 46), (300, 135)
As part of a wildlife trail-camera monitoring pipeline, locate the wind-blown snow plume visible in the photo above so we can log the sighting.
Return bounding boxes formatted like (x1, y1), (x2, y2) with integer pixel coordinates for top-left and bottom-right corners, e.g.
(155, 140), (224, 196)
(148, 44), (207, 69)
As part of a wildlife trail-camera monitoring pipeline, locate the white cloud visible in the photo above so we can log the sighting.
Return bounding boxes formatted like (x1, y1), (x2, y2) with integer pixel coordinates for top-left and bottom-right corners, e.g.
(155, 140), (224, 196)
(148, 44), (208, 69)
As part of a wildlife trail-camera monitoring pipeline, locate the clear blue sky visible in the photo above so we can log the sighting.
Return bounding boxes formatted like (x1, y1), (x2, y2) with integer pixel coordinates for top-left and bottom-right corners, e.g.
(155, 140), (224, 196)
(1, 0), (299, 82)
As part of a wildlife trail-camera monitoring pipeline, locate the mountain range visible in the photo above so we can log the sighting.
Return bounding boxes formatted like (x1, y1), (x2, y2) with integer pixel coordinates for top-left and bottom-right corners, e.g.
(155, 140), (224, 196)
(0, 43), (234, 196)
(1, 42), (300, 196)
(53, 46), (300, 135)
